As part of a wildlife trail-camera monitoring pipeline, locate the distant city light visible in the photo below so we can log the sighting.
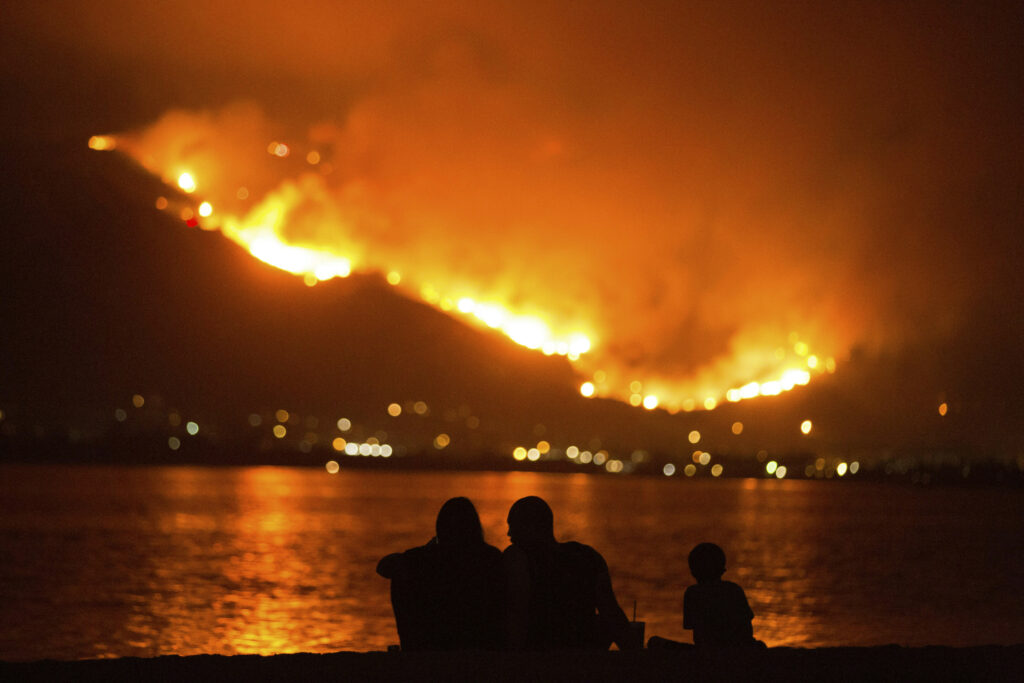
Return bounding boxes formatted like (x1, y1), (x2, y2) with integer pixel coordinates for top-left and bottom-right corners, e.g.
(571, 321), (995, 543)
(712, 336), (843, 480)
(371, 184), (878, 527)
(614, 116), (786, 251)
(337, 418), (351, 432)
(580, 381), (595, 398)
(387, 403), (402, 417)
(168, 436), (181, 450)
(801, 419), (813, 435)
(663, 463), (676, 476)
(272, 425), (287, 438)
(325, 460), (340, 474)
(688, 430), (701, 444)
(275, 409), (290, 423)
(185, 421), (199, 436)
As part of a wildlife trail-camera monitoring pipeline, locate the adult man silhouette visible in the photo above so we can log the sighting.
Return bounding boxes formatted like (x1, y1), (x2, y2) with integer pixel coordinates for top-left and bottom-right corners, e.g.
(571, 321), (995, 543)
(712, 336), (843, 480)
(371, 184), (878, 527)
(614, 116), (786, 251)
(503, 496), (637, 650)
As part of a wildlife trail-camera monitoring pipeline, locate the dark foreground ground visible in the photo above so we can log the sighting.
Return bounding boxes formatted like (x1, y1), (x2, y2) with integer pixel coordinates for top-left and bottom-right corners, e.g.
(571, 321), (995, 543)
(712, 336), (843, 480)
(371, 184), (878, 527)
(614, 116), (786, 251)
(3, 646), (1024, 682)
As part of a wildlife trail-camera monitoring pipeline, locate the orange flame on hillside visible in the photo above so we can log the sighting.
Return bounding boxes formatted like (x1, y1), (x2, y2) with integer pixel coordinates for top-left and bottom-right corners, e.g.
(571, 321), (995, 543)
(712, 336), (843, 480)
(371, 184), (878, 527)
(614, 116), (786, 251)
(91, 105), (838, 412)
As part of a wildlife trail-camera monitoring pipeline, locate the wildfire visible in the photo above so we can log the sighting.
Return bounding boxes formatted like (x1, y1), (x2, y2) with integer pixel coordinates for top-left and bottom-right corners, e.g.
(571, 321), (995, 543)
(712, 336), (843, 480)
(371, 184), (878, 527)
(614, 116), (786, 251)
(90, 122), (836, 412)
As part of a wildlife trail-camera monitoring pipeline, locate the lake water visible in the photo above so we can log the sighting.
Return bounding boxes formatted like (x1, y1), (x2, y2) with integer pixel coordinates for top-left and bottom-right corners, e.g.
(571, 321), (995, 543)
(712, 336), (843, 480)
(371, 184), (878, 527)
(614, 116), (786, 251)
(1, 465), (1022, 660)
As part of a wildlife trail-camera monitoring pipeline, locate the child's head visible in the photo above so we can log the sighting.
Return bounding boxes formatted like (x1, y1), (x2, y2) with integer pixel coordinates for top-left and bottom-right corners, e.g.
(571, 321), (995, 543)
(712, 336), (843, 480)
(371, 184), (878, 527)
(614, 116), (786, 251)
(688, 542), (727, 582)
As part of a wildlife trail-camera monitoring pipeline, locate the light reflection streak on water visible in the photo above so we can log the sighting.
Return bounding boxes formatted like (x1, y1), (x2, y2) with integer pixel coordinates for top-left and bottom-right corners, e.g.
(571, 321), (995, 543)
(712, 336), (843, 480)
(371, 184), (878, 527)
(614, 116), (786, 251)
(2, 466), (1024, 660)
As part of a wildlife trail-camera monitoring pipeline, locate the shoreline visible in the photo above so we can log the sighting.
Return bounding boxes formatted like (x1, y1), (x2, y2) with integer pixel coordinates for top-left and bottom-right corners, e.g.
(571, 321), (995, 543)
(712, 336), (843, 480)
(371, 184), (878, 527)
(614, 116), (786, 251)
(3, 646), (1023, 682)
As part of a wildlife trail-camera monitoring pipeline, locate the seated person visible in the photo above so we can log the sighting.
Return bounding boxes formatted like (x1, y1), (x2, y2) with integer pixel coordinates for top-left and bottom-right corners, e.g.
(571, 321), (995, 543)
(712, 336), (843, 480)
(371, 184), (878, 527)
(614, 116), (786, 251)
(377, 497), (502, 650)
(649, 541), (762, 649)
(502, 496), (638, 650)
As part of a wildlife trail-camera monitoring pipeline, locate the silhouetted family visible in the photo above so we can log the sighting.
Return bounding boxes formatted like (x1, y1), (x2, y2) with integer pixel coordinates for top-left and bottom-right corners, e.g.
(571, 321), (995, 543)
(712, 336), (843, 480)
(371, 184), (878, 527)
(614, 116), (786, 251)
(377, 496), (764, 651)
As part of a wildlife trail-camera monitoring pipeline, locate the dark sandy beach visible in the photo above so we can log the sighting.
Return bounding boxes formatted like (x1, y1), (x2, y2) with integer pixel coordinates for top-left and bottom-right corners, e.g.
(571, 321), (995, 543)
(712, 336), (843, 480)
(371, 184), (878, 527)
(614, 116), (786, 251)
(3, 646), (1023, 682)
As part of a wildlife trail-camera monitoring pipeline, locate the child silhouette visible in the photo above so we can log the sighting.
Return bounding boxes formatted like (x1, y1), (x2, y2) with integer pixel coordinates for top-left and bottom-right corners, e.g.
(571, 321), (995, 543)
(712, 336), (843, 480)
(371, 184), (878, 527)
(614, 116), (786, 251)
(648, 542), (763, 649)
(683, 542), (760, 647)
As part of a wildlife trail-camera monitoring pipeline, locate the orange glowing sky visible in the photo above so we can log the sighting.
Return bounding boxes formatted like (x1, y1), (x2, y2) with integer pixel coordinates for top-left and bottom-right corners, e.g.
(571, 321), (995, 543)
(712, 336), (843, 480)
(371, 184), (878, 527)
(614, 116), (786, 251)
(5, 1), (1023, 415)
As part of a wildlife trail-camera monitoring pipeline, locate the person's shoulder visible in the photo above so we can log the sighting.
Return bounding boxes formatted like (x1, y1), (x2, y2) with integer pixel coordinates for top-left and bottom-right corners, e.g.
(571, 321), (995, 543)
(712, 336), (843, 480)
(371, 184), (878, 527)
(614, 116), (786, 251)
(559, 541), (608, 569)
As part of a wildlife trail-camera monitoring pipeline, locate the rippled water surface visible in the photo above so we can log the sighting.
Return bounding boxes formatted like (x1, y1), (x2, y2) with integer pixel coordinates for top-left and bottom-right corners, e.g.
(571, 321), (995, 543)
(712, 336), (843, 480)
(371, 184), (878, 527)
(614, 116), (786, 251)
(1, 465), (1023, 660)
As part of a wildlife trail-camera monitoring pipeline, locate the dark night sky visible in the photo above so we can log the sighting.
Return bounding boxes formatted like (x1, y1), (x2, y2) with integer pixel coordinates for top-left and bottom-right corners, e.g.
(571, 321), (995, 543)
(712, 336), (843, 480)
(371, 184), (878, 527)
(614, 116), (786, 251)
(1, 2), (1022, 453)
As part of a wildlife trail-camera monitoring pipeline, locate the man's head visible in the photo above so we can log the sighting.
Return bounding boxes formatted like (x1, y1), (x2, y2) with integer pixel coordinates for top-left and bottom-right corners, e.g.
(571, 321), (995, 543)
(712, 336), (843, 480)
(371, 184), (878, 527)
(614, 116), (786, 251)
(507, 496), (555, 547)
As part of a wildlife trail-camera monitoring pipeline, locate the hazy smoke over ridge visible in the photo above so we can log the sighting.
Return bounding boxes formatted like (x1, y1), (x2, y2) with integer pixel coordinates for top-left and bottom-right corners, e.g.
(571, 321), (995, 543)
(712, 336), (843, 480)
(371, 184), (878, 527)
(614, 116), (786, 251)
(21, 1), (1019, 404)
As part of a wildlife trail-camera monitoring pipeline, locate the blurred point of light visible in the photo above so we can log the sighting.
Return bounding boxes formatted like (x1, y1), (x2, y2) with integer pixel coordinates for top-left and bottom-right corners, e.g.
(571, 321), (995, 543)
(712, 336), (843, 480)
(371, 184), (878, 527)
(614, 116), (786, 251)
(682, 399), (696, 412)
(663, 463), (676, 476)
(272, 425), (287, 439)
(332, 437), (346, 452)
(794, 341), (809, 356)
(593, 451), (608, 466)
(580, 381), (595, 398)
(938, 402), (948, 416)
(766, 460), (778, 475)
(704, 397), (717, 410)
(168, 436), (181, 450)
(566, 445), (579, 459)
(536, 440), (550, 454)
(168, 412), (181, 427)
(358, 443), (371, 456)
(131, 394), (145, 408)
(688, 430), (701, 444)
(826, 357), (837, 373)
(370, 444), (381, 457)
(466, 415), (480, 429)
(691, 451), (702, 464)
(801, 419), (813, 435)
(303, 273), (318, 287)
(739, 382), (760, 399)
(776, 466), (788, 479)
(527, 448), (540, 461)
(275, 409), (290, 423)
(807, 355), (819, 369)
(643, 395), (659, 410)
(185, 421), (199, 436)
(731, 421), (744, 435)
(629, 393), (643, 407)
(345, 442), (359, 456)
(850, 461), (860, 474)
(837, 462), (848, 476)
(387, 403), (402, 417)
(177, 172), (196, 193)
(337, 418), (351, 432)
(236, 186), (249, 200)
(434, 433), (450, 449)
(759, 381), (782, 396)
(248, 413), (262, 427)
(88, 135), (116, 151)
(267, 142), (290, 157)
(386, 271), (401, 286)
(381, 444), (393, 457)
(593, 370), (607, 383)
(114, 408), (127, 422)
(513, 447), (527, 461)
(726, 389), (741, 402)
(180, 207), (194, 221)
(815, 457), (825, 470)
(413, 401), (428, 415)
(684, 464), (697, 477)
(306, 150), (321, 165)
(198, 201), (213, 217)
(711, 464), (723, 477)
(579, 450), (593, 464)
(154, 196), (168, 210)
(606, 459), (623, 473)
(325, 460), (340, 474)
(698, 452), (711, 466)
(629, 380), (642, 394)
